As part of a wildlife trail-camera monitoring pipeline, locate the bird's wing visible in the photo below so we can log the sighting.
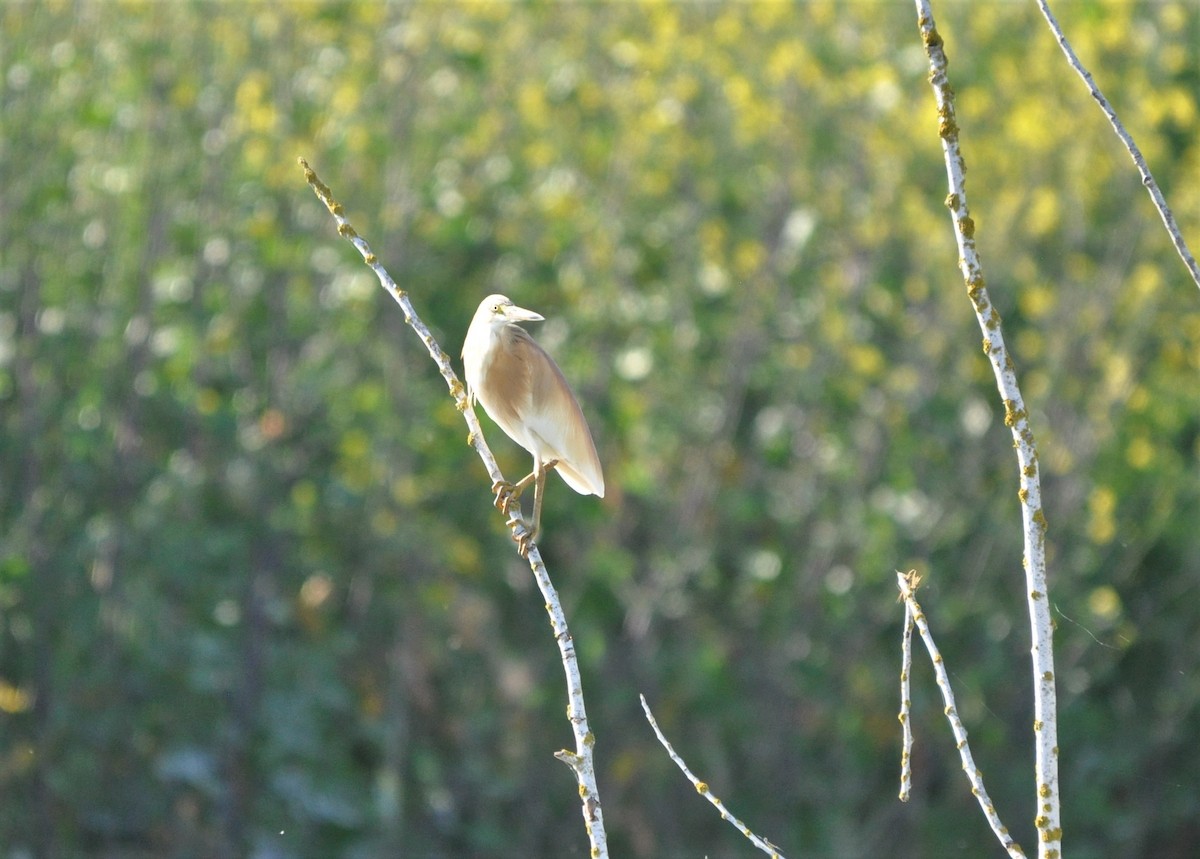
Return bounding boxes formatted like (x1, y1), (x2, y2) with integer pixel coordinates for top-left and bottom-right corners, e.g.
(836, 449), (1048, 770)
(519, 330), (605, 497)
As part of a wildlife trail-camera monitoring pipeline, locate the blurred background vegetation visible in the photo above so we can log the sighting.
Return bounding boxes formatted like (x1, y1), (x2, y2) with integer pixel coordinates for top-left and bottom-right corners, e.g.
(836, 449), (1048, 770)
(2, 2), (1199, 857)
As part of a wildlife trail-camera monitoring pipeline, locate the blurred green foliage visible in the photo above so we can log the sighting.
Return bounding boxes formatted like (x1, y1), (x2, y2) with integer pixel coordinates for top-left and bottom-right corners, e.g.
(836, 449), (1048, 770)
(2, 2), (1199, 857)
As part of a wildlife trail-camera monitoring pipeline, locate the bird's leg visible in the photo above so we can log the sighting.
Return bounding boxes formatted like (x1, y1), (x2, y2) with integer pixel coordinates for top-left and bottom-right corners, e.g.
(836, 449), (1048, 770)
(516, 459), (558, 557)
(526, 460), (555, 543)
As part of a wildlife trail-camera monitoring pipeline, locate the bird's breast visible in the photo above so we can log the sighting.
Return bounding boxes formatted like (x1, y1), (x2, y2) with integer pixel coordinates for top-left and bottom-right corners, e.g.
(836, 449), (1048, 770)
(466, 327), (534, 446)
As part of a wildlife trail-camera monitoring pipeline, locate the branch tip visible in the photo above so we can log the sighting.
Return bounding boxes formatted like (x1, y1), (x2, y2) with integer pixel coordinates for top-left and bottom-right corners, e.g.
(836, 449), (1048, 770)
(640, 694), (785, 857)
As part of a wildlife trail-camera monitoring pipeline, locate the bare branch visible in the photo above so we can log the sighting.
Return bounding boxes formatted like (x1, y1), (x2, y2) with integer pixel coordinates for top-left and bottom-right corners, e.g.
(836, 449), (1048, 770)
(298, 158), (609, 858)
(896, 573), (1026, 859)
(1034, 0), (1200, 292)
(911, 5), (1063, 856)
(639, 694), (785, 858)
(898, 596), (915, 803)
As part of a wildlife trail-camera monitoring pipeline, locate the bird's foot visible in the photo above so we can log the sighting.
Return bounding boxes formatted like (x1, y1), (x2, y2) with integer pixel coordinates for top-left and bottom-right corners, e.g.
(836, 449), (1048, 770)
(492, 480), (518, 512)
(514, 522), (541, 558)
(495, 462), (556, 558)
(500, 505), (534, 556)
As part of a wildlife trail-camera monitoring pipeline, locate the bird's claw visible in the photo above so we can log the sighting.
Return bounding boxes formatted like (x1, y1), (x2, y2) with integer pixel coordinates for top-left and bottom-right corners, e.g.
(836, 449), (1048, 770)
(492, 480), (516, 512)
(515, 523), (541, 558)
(503, 511), (536, 557)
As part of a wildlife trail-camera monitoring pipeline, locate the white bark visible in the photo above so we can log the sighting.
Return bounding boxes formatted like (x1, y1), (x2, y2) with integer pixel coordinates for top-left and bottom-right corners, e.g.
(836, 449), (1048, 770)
(640, 694), (785, 858)
(898, 597), (914, 803)
(910, 6), (1063, 856)
(1035, 0), (1200, 293)
(896, 573), (1026, 859)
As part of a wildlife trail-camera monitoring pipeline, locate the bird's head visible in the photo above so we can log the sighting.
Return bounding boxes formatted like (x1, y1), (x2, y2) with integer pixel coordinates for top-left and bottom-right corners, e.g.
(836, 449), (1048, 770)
(473, 294), (545, 331)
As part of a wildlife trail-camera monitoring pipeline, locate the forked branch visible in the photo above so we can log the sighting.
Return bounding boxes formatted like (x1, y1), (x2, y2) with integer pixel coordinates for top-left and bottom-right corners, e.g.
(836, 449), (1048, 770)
(298, 158), (608, 858)
(896, 573), (1026, 859)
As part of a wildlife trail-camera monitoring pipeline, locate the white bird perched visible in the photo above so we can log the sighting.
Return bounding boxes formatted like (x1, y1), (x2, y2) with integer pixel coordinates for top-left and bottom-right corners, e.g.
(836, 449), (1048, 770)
(462, 294), (604, 555)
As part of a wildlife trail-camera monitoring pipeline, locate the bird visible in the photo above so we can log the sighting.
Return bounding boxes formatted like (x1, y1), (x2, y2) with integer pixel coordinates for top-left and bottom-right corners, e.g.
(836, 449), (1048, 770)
(462, 294), (604, 556)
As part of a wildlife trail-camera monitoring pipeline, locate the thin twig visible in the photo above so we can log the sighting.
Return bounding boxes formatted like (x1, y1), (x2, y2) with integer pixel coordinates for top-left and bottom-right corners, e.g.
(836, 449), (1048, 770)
(896, 573), (1026, 859)
(1035, 0), (1200, 292)
(639, 694), (785, 858)
(898, 597), (915, 803)
(298, 158), (608, 858)
(911, 5), (1062, 856)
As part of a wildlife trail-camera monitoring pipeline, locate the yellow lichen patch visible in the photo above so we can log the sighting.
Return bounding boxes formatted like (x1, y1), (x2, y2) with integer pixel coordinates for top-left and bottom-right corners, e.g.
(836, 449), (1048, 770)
(938, 114), (958, 141)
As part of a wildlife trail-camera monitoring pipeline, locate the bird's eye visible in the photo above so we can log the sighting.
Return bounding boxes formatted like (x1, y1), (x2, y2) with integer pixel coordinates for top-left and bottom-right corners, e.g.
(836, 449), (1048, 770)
(493, 304), (503, 314)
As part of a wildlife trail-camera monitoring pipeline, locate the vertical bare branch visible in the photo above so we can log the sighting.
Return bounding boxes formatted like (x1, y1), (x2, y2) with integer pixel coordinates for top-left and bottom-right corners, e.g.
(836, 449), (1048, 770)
(1034, 0), (1200, 292)
(898, 598), (915, 803)
(298, 158), (609, 858)
(896, 573), (1026, 858)
(911, 6), (1063, 856)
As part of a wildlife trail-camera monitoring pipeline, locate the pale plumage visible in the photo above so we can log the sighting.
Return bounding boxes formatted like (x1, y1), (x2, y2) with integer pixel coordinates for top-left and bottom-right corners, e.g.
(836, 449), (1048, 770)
(462, 294), (603, 553)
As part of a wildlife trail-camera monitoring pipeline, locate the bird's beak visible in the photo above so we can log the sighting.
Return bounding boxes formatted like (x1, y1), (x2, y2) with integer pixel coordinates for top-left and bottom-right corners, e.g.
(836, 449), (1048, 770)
(506, 305), (544, 323)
